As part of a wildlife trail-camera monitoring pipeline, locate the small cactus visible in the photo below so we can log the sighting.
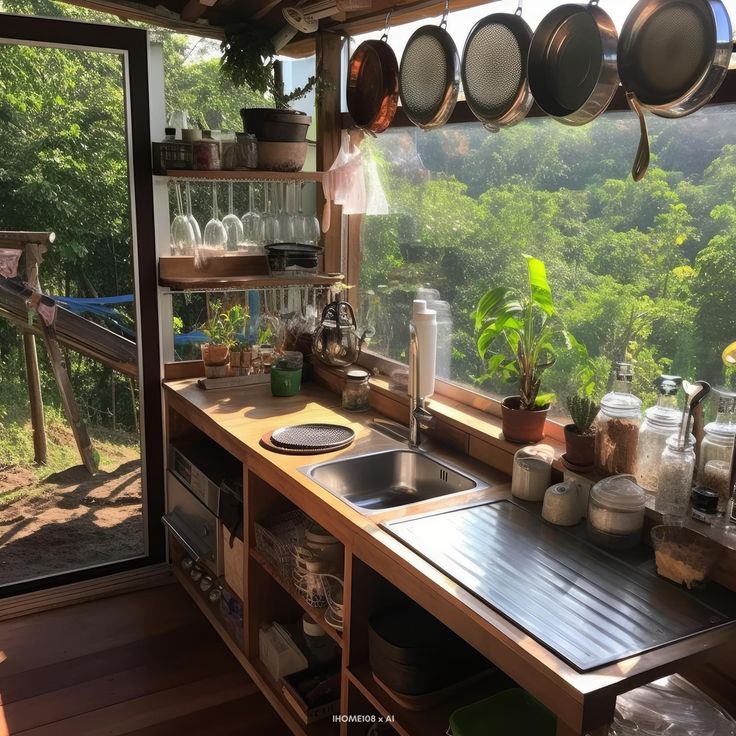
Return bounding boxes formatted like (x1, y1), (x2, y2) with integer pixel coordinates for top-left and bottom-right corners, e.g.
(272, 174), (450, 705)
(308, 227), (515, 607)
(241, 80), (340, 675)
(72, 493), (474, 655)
(566, 395), (599, 435)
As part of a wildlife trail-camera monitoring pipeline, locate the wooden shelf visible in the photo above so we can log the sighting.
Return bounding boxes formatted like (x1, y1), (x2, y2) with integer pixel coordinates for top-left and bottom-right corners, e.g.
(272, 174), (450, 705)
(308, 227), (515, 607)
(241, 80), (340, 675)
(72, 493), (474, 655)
(250, 547), (343, 647)
(161, 170), (325, 183)
(158, 254), (343, 291)
(346, 664), (514, 736)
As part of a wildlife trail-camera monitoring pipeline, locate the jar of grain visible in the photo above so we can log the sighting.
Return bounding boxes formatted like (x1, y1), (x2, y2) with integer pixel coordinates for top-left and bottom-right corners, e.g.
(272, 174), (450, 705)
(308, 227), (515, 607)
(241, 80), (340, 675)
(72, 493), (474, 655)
(595, 362), (642, 475)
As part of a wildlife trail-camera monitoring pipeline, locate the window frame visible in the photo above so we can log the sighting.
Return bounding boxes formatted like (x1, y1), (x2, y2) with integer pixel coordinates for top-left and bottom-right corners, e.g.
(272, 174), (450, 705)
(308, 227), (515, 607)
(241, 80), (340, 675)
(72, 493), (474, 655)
(344, 71), (736, 434)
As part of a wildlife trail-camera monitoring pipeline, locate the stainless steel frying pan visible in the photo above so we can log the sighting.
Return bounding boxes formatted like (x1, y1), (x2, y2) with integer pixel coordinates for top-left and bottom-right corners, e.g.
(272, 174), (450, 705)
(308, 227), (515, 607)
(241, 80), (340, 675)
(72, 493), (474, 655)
(619, 0), (732, 180)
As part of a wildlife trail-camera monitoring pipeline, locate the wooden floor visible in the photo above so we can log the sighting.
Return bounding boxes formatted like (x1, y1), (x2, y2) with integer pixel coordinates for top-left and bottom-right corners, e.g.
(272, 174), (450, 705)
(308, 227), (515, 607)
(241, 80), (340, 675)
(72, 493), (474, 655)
(0, 584), (291, 735)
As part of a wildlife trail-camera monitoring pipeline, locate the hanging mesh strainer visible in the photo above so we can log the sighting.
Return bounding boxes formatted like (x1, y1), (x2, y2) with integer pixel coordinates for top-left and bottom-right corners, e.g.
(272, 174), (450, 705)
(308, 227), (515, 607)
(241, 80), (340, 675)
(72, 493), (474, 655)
(399, 4), (460, 129)
(461, 9), (533, 129)
(619, 0), (715, 107)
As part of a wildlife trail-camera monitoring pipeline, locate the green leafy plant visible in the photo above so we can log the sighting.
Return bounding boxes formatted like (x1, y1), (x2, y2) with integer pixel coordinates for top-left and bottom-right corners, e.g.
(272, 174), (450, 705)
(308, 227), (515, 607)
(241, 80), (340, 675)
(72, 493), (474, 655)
(202, 301), (239, 347)
(220, 24), (328, 108)
(474, 255), (590, 410)
(566, 395), (600, 435)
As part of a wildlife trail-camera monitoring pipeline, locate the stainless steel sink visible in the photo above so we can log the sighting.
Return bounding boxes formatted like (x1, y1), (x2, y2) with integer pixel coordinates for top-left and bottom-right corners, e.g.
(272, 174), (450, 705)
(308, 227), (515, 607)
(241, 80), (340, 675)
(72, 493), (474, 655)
(301, 449), (488, 513)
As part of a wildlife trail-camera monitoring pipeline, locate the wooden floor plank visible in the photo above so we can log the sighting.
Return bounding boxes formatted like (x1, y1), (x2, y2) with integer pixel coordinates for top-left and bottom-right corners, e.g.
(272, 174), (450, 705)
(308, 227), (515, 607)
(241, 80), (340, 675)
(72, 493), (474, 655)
(0, 584), (287, 736)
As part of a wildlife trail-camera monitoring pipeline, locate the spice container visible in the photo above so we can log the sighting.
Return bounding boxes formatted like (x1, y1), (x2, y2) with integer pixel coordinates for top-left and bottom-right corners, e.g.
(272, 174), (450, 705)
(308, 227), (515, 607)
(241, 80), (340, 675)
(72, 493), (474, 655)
(193, 130), (221, 170)
(342, 369), (370, 412)
(635, 375), (683, 493)
(690, 487), (719, 525)
(511, 445), (555, 502)
(595, 362), (642, 475)
(697, 389), (736, 512)
(655, 435), (696, 517)
(587, 475), (646, 550)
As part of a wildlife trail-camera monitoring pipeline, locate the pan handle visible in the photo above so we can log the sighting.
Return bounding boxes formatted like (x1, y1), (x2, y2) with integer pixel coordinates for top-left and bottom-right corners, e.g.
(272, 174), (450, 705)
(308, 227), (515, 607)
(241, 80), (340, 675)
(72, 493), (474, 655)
(627, 91), (650, 182)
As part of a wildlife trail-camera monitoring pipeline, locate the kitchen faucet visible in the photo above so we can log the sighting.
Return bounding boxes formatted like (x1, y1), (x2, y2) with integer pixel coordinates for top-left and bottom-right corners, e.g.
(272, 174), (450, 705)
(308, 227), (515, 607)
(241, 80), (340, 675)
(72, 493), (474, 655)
(408, 322), (434, 449)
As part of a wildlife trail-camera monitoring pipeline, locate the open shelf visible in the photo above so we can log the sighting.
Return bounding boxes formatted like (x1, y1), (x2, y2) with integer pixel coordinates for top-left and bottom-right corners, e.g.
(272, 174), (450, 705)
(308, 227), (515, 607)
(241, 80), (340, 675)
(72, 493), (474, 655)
(346, 664), (512, 736)
(251, 547), (343, 647)
(161, 170), (325, 182)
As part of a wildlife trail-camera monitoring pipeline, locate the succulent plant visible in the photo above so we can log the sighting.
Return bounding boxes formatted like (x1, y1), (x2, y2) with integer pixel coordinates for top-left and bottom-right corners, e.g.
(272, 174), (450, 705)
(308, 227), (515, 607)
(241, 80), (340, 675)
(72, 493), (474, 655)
(566, 395), (600, 435)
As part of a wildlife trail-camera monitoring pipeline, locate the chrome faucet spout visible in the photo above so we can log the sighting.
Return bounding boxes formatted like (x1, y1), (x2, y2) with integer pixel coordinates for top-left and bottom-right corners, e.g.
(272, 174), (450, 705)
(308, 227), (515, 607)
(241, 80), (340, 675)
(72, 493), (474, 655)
(409, 322), (433, 449)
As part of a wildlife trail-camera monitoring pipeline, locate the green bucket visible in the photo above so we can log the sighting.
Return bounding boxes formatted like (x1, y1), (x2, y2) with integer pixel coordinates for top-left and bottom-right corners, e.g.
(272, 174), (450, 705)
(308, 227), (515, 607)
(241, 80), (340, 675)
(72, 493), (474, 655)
(271, 367), (302, 397)
(449, 688), (556, 736)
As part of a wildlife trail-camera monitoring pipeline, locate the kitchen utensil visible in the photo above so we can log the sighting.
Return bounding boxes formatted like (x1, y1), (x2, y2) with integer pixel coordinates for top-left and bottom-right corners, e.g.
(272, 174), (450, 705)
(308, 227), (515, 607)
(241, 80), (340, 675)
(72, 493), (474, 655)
(460, 1), (533, 131)
(678, 380), (711, 449)
(265, 243), (321, 276)
(313, 293), (365, 367)
(383, 499), (734, 671)
(528, 0), (619, 126)
(271, 423), (356, 451)
(651, 525), (720, 588)
(222, 183), (244, 251)
(398, 0), (460, 129)
(618, 0), (732, 180)
(346, 11), (400, 134)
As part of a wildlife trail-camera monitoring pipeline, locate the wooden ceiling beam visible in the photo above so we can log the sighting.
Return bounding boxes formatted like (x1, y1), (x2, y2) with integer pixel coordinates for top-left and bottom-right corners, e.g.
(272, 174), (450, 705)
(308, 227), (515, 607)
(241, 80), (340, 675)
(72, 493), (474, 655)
(180, 0), (218, 23)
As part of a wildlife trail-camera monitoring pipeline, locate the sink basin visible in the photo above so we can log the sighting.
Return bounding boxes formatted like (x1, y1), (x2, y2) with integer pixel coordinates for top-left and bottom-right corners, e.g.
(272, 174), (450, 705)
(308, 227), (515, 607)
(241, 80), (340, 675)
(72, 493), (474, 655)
(301, 449), (487, 513)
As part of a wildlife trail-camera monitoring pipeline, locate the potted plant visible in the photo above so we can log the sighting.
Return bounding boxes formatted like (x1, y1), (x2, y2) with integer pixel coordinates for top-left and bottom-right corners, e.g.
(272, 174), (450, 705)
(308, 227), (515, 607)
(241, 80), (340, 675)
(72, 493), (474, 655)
(201, 302), (236, 378)
(564, 395), (600, 471)
(474, 255), (586, 444)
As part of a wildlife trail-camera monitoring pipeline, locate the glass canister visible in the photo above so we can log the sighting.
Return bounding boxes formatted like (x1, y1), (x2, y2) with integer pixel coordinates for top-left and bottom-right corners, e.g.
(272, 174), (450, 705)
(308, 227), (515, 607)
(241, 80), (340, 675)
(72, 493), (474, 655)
(235, 133), (258, 170)
(655, 435), (697, 517)
(595, 362), (642, 475)
(697, 390), (736, 513)
(587, 475), (646, 550)
(635, 375), (689, 494)
(193, 130), (221, 170)
(342, 369), (370, 412)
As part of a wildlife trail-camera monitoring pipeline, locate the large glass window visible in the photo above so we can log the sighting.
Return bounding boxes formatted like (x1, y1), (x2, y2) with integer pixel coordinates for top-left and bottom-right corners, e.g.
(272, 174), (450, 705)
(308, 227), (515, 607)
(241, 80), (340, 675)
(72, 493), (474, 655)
(356, 107), (736, 414)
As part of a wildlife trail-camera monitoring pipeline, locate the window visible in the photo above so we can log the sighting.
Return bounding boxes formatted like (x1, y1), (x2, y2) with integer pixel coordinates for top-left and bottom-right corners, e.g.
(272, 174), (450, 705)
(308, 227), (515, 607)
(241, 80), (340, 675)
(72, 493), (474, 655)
(355, 107), (736, 415)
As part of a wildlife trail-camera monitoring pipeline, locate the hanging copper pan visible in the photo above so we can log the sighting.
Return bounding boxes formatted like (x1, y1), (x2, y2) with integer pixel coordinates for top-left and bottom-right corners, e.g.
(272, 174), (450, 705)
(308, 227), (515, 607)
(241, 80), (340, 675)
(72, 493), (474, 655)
(347, 13), (399, 135)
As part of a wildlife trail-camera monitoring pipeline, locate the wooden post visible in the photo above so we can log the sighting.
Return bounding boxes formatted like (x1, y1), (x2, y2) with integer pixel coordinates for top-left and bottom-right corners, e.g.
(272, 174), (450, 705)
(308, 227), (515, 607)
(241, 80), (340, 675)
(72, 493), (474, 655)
(316, 30), (343, 275)
(22, 331), (47, 465)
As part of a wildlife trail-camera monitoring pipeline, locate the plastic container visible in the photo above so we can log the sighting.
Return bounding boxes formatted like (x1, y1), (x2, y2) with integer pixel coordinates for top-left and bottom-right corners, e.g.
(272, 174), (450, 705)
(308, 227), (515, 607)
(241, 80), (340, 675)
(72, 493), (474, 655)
(587, 475), (646, 550)
(449, 688), (556, 736)
(650, 525), (720, 589)
(271, 367), (302, 397)
(595, 362), (642, 475)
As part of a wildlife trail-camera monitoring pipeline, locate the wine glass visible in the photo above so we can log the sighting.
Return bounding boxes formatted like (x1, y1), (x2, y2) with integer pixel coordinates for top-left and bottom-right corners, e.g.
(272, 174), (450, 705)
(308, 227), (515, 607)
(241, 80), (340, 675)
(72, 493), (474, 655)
(261, 183), (281, 245)
(171, 182), (196, 255)
(185, 182), (202, 247)
(276, 182), (296, 243)
(295, 182), (321, 245)
(222, 182), (244, 251)
(200, 184), (226, 266)
(241, 183), (264, 252)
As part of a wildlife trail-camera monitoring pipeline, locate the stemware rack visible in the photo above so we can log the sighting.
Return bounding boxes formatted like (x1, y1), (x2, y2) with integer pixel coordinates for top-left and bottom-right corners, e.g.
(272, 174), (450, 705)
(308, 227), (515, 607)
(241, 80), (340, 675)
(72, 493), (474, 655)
(159, 170), (325, 183)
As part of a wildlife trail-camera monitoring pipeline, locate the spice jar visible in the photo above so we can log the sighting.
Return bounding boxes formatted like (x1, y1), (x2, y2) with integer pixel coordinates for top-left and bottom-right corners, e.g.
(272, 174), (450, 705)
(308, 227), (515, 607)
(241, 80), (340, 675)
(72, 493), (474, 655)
(595, 362), (642, 475)
(193, 130), (221, 170)
(342, 369), (370, 412)
(655, 435), (696, 517)
(697, 390), (736, 512)
(691, 487), (719, 525)
(635, 375), (683, 493)
(587, 475), (646, 550)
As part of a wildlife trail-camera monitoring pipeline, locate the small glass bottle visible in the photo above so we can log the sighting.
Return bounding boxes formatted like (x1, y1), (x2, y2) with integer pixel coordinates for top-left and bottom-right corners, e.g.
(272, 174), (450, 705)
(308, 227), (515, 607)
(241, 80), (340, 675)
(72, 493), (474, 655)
(595, 362), (642, 475)
(635, 375), (683, 494)
(697, 390), (736, 513)
(342, 369), (370, 412)
(655, 435), (696, 517)
(690, 487), (719, 526)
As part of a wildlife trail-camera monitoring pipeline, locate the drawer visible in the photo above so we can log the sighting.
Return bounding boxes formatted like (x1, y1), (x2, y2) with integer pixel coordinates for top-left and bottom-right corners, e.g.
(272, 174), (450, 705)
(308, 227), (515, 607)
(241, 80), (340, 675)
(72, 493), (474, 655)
(164, 470), (222, 576)
(221, 522), (244, 601)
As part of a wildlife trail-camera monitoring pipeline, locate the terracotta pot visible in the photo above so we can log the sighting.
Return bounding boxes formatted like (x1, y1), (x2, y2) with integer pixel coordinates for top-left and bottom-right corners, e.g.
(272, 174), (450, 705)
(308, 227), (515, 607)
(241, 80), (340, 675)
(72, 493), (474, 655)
(501, 396), (549, 444)
(201, 343), (230, 366)
(564, 424), (596, 468)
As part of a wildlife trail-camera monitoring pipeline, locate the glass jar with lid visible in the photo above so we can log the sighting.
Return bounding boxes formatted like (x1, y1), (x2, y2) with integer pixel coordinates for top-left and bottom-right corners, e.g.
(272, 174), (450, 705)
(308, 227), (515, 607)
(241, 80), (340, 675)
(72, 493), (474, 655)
(587, 475), (646, 550)
(193, 130), (221, 170)
(595, 362), (642, 475)
(655, 435), (697, 517)
(635, 375), (684, 493)
(342, 369), (370, 412)
(697, 389), (736, 513)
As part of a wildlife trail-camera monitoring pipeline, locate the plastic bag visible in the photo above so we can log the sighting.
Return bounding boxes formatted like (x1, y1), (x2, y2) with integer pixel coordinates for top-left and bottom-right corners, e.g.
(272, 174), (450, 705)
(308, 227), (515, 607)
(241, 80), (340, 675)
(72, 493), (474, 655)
(610, 674), (735, 736)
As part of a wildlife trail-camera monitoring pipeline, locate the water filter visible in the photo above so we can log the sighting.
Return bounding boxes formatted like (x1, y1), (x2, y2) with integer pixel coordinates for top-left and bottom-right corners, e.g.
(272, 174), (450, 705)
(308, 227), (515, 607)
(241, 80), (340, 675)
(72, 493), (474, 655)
(411, 299), (437, 399)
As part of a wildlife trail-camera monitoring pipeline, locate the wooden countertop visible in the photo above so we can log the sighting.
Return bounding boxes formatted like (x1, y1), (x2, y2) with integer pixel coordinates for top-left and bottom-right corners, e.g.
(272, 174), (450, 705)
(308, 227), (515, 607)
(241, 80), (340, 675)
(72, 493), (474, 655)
(163, 379), (736, 735)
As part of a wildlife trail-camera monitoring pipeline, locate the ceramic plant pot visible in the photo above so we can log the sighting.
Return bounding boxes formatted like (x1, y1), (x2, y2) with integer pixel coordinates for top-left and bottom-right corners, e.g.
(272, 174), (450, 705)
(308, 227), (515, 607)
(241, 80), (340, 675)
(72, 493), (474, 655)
(201, 343), (230, 366)
(501, 396), (549, 444)
(563, 424), (596, 470)
(239, 108), (311, 142)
